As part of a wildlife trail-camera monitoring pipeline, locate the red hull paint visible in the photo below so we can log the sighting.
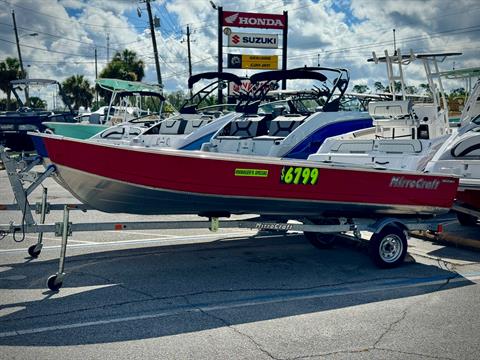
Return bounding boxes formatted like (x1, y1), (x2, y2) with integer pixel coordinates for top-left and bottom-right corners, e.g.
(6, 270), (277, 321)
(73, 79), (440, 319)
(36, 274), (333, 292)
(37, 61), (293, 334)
(457, 189), (480, 210)
(39, 134), (458, 212)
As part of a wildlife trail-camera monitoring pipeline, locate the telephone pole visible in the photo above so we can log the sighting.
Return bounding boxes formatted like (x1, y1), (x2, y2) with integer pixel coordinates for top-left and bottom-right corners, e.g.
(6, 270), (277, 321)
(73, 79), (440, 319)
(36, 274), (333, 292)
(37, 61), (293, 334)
(12, 9), (28, 101)
(106, 33), (110, 62)
(186, 25), (192, 79)
(94, 47), (98, 108)
(145, 0), (162, 86)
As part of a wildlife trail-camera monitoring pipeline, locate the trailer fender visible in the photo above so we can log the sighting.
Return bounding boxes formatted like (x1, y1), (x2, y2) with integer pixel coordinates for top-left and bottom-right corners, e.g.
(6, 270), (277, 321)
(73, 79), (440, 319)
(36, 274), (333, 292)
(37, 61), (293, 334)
(367, 218), (408, 236)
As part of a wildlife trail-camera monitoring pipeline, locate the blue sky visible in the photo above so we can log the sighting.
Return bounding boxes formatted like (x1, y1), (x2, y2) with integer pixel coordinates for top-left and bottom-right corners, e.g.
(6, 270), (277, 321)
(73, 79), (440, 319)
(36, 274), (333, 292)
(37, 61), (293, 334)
(0, 0), (479, 95)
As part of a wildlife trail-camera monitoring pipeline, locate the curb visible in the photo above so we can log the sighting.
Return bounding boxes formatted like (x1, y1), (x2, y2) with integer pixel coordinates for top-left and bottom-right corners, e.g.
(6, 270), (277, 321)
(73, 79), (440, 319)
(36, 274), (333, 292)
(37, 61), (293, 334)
(411, 230), (480, 251)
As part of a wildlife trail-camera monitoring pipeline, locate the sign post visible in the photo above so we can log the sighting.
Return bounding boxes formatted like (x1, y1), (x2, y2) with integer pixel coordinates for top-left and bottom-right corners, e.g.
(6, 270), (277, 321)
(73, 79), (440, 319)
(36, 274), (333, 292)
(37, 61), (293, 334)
(217, 6), (223, 104)
(282, 11), (288, 89)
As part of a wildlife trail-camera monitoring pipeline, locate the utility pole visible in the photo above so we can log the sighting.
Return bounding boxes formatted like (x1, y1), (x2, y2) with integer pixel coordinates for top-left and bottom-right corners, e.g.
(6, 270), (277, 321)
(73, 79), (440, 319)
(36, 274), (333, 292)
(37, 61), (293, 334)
(106, 33), (110, 62)
(145, 0), (162, 86)
(217, 6), (223, 103)
(317, 53), (320, 67)
(186, 25), (192, 79)
(11, 9), (28, 102)
(393, 28), (396, 55)
(94, 47), (98, 108)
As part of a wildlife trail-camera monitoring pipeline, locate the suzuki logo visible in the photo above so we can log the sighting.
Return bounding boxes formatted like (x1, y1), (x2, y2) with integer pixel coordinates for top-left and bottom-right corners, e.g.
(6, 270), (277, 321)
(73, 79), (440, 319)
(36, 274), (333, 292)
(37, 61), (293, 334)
(231, 34), (240, 44)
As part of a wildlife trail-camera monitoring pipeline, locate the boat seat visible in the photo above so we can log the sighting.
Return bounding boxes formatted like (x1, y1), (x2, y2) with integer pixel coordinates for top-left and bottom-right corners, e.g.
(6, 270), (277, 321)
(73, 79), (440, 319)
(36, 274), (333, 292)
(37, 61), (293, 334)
(160, 118), (188, 134)
(88, 113), (101, 124)
(268, 115), (306, 137)
(329, 140), (375, 153)
(183, 119), (212, 134)
(228, 115), (269, 138)
(369, 100), (412, 118)
(375, 140), (422, 153)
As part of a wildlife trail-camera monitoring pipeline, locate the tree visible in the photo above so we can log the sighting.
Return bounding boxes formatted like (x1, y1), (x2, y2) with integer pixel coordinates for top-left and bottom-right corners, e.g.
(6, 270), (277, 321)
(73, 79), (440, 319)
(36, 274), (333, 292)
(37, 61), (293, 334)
(0, 57), (25, 110)
(61, 75), (94, 110)
(98, 49), (145, 102)
(373, 81), (385, 93)
(27, 96), (46, 109)
(352, 84), (370, 93)
(405, 85), (418, 94)
(419, 83), (431, 96)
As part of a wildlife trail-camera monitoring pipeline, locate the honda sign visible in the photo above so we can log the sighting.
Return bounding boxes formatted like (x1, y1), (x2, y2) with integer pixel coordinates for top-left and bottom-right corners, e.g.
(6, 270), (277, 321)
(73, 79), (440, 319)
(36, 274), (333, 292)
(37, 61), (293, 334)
(222, 11), (286, 29)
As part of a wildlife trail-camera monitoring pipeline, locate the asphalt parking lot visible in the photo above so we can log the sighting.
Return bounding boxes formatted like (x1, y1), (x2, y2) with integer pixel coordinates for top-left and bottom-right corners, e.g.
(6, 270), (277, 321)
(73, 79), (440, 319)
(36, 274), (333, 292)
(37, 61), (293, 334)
(1, 169), (480, 359)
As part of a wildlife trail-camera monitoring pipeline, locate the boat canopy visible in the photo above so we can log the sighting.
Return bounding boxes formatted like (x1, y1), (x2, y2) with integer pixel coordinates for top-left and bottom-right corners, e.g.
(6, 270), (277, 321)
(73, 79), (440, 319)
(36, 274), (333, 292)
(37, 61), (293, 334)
(10, 79), (61, 87)
(96, 78), (163, 94)
(188, 72), (242, 89)
(251, 69), (327, 83)
(438, 67), (480, 79)
(368, 52), (462, 63)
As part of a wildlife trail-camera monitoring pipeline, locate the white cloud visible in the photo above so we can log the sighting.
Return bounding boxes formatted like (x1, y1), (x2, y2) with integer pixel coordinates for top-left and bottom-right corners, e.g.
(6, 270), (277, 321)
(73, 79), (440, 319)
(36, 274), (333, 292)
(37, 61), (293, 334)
(0, 0), (478, 95)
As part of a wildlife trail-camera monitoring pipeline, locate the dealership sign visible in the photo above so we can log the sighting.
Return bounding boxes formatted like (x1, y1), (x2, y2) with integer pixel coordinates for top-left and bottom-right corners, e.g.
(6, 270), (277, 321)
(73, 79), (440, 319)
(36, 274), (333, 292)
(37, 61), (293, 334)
(222, 11), (286, 29)
(227, 54), (278, 70)
(228, 32), (278, 49)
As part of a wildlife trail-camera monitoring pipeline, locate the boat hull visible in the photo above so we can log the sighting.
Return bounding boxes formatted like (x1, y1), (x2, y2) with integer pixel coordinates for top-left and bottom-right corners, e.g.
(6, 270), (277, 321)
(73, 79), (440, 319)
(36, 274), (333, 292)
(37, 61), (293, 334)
(35, 133), (459, 218)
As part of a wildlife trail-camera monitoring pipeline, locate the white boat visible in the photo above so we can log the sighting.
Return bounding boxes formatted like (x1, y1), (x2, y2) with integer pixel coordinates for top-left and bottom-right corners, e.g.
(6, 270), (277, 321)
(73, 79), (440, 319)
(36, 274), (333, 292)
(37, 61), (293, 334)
(202, 67), (373, 159)
(425, 78), (480, 225)
(309, 50), (460, 170)
(90, 72), (243, 149)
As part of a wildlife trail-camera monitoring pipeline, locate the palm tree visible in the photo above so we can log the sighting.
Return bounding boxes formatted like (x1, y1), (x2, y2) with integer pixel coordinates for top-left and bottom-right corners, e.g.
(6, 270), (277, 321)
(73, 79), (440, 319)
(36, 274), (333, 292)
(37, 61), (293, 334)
(98, 49), (145, 102)
(61, 75), (94, 110)
(0, 57), (24, 110)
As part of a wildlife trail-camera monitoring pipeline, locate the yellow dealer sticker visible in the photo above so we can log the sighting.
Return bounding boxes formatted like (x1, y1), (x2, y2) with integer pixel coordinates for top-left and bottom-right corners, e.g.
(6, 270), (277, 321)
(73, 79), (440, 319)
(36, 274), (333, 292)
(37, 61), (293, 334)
(235, 168), (269, 177)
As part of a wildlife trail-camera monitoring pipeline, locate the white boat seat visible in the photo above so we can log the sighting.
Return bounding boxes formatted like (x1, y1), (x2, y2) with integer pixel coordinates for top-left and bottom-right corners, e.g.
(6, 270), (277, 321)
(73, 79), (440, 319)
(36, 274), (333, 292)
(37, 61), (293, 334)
(160, 119), (188, 134)
(373, 118), (419, 128)
(268, 115), (306, 137)
(369, 100), (412, 118)
(329, 140), (375, 153)
(375, 140), (423, 153)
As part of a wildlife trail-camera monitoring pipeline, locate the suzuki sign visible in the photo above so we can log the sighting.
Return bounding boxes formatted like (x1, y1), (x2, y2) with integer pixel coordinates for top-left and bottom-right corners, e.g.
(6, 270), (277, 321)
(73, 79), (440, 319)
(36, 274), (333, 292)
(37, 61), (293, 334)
(222, 11), (286, 29)
(228, 32), (278, 49)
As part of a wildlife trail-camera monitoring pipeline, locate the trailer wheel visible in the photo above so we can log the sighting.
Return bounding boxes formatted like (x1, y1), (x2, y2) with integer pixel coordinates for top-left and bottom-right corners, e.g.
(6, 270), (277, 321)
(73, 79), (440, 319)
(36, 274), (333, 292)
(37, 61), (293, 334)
(28, 244), (41, 258)
(47, 275), (63, 291)
(369, 226), (407, 269)
(456, 211), (478, 226)
(304, 231), (335, 249)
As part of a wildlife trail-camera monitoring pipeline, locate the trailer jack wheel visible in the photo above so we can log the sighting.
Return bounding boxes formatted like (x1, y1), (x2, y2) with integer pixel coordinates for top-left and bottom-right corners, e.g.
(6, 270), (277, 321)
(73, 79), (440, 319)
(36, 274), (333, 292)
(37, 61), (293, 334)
(47, 274), (63, 291)
(28, 244), (42, 258)
(369, 226), (407, 269)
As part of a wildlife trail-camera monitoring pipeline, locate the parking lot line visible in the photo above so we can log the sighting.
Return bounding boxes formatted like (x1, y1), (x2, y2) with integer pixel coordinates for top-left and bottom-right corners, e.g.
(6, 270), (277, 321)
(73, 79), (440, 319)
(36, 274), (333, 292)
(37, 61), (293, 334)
(1, 273), (479, 339)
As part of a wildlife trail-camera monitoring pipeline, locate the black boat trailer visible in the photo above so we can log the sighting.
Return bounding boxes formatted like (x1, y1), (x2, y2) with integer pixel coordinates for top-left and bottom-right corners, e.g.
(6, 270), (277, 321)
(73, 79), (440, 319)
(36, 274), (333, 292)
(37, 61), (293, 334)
(0, 146), (448, 291)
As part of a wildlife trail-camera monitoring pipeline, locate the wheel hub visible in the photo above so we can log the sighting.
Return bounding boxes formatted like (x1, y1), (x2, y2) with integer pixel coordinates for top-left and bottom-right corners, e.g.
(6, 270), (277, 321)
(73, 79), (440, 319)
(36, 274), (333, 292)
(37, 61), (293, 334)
(379, 234), (403, 263)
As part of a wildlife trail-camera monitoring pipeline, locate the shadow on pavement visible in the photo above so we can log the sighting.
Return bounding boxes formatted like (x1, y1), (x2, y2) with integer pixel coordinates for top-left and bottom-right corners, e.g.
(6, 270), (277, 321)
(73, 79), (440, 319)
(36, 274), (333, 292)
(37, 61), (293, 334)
(0, 233), (476, 346)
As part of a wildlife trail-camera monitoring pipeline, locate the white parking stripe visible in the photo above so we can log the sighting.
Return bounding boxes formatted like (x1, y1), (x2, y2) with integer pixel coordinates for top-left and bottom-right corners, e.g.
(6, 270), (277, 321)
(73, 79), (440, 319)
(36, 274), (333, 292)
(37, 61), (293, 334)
(1, 274), (479, 338)
(0, 231), (255, 254)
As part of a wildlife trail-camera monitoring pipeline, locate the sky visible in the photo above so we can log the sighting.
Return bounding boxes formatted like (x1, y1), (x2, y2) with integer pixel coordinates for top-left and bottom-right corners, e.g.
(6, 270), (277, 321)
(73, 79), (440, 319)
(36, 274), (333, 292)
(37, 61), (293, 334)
(0, 0), (479, 96)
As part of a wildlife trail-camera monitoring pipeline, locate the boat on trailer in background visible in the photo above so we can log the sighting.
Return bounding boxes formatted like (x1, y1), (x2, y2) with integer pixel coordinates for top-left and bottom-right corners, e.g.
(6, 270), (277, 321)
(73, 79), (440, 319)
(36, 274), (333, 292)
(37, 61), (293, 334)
(0, 79), (75, 151)
(309, 50), (460, 170)
(202, 67), (373, 159)
(43, 78), (171, 140)
(425, 78), (480, 225)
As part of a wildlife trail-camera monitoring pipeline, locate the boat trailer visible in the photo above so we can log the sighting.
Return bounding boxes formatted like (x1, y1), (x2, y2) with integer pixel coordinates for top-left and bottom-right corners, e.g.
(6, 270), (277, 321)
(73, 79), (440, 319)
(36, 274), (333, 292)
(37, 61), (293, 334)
(0, 146), (448, 291)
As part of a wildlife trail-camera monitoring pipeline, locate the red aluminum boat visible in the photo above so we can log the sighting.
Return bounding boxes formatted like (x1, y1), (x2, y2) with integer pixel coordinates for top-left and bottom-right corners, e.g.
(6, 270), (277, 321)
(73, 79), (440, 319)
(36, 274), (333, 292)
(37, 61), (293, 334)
(32, 132), (458, 218)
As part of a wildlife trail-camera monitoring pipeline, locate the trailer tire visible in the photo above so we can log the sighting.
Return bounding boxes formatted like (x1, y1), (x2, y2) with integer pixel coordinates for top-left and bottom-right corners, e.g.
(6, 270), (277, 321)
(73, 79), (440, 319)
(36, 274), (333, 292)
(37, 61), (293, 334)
(369, 225), (407, 269)
(304, 231), (335, 249)
(456, 211), (478, 226)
